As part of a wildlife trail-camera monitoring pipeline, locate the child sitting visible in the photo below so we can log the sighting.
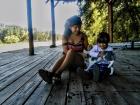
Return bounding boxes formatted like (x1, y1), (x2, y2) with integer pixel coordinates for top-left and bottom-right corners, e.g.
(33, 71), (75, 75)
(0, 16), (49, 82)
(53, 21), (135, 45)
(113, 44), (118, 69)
(85, 32), (115, 75)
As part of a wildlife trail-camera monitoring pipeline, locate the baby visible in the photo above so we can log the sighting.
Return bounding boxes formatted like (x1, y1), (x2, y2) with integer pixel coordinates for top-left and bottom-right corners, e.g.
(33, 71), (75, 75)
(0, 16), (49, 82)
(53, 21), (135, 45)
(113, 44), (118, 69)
(85, 32), (115, 75)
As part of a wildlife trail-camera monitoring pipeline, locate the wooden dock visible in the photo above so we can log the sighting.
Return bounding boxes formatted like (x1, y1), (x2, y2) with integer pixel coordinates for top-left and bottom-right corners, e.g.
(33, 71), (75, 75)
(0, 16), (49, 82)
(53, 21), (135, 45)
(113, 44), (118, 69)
(0, 46), (140, 105)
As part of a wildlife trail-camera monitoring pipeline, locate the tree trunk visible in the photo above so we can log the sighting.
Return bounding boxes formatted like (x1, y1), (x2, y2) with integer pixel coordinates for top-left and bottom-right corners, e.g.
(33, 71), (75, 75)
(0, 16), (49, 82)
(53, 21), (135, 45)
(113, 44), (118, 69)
(108, 2), (113, 43)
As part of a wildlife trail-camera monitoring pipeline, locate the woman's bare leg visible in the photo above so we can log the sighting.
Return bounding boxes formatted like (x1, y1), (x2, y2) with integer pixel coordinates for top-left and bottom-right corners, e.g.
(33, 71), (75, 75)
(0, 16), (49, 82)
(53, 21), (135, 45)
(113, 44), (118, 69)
(74, 53), (85, 68)
(54, 49), (75, 74)
(50, 55), (66, 73)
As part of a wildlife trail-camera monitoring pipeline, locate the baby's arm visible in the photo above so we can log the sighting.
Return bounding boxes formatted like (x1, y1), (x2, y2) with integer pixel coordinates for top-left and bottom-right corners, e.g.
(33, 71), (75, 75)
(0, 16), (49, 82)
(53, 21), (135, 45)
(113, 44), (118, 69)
(89, 45), (100, 58)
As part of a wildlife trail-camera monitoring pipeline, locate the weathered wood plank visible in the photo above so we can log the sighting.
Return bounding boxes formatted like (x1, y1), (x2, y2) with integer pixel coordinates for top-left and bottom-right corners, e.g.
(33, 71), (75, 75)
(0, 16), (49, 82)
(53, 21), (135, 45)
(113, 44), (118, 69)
(66, 71), (86, 105)
(0, 52), (58, 104)
(24, 53), (63, 105)
(0, 56), (32, 73)
(0, 56), (41, 80)
(0, 52), (28, 66)
(45, 70), (69, 105)
(0, 51), (54, 80)
(109, 75), (140, 92)
(117, 91), (140, 105)
(97, 79), (129, 105)
(2, 74), (41, 105)
(0, 52), (61, 105)
(0, 52), (57, 90)
(82, 79), (107, 105)
(25, 81), (53, 105)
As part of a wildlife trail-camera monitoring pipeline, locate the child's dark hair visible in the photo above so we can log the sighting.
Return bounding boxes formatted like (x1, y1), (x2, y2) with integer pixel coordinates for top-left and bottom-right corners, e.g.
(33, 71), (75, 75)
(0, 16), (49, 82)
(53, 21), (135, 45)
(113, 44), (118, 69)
(97, 32), (110, 43)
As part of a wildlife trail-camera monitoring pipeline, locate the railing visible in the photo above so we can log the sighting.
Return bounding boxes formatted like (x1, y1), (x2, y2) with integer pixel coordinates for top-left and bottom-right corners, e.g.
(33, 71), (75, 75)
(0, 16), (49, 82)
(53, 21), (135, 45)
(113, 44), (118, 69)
(109, 41), (140, 49)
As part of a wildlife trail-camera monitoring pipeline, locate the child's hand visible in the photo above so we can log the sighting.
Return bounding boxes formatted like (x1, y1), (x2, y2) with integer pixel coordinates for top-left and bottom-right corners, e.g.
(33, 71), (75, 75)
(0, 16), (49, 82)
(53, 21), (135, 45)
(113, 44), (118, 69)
(98, 51), (105, 58)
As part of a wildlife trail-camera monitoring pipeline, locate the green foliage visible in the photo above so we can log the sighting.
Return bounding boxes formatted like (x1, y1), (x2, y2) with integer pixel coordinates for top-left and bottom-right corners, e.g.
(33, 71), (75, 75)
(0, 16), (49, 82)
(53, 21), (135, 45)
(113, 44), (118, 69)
(81, 1), (108, 44)
(18, 29), (28, 41)
(56, 34), (62, 41)
(33, 32), (51, 41)
(80, 0), (140, 43)
(4, 35), (20, 43)
(0, 24), (61, 43)
(0, 39), (3, 44)
(113, 0), (140, 42)
(1, 26), (29, 43)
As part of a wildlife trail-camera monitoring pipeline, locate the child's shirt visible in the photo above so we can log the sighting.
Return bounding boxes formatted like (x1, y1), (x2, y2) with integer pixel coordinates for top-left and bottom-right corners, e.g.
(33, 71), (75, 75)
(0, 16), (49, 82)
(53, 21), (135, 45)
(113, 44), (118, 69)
(89, 44), (115, 60)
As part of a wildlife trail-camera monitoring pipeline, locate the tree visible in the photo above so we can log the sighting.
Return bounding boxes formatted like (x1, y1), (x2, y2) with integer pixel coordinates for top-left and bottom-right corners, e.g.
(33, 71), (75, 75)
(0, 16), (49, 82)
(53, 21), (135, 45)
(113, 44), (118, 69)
(80, 0), (140, 43)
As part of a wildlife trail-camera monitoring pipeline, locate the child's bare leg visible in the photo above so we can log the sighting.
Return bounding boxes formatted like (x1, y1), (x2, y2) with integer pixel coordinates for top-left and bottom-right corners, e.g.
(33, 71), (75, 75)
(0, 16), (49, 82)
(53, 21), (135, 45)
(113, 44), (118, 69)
(110, 67), (114, 75)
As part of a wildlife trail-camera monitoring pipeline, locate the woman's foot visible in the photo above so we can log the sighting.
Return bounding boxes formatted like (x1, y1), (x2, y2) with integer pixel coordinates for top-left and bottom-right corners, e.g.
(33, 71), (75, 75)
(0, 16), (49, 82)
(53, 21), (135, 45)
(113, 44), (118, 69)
(52, 73), (61, 84)
(38, 69), (53, 84)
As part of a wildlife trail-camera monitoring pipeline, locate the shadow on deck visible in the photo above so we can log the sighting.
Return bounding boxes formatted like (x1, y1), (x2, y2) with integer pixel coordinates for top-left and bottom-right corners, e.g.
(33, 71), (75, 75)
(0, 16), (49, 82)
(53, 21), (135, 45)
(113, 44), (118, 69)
(0, 46), (140, 105)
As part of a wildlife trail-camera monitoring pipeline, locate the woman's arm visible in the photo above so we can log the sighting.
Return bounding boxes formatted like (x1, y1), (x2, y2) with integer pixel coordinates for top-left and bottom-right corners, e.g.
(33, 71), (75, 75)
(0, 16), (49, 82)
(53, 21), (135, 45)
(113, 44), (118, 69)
(83, 34), (89, 51)
(62, 36), (68, 54)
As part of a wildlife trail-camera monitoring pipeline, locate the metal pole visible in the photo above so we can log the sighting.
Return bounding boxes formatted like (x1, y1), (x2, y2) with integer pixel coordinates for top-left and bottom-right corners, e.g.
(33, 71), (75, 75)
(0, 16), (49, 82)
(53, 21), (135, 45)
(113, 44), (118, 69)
(27, 0), (34, 55)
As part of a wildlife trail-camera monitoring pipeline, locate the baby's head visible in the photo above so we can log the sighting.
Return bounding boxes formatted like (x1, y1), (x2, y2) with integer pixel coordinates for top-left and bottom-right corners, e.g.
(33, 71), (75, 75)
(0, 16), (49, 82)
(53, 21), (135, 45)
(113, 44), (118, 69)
(97, 32), (110, 50)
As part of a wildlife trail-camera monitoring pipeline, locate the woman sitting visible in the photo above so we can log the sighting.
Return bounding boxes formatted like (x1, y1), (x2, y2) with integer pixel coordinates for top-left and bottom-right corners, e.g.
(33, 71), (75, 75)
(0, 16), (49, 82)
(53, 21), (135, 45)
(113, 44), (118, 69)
(38, 15), (89, 84)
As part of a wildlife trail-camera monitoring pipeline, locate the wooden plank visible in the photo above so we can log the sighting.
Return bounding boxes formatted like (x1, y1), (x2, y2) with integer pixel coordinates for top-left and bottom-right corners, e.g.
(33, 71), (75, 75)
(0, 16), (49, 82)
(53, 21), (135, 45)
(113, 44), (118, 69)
(0, 56), (41, 80)
(109, 75), (140, 92)
(0, 52), (59, 104)
(0, 49), (54, 79)
(0, 56), (32, 74)
(0, 52), (27, 59)
(2, 74), (41, 105)
(24, 54), (61, 105)
(24, 81), (53, 105)
(115, 51), (140, 69)
(66, 71), (86, 105)
(114, 58), (140, 76)
(97, 79), (129, 105)
(117, 91), (140, 105)
(0, 52), (28, 66)
(45, 70), (69, 105)
(0, 50), (53, 73)
(0, 52), (58, 90)
(0, 55), (27, 66)
(82, 79), (107, 105)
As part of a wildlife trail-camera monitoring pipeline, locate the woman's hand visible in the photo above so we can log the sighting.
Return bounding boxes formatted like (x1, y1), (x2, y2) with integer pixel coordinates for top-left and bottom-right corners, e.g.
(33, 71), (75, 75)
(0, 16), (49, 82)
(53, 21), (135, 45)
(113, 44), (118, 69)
(87, 45), (92, 51)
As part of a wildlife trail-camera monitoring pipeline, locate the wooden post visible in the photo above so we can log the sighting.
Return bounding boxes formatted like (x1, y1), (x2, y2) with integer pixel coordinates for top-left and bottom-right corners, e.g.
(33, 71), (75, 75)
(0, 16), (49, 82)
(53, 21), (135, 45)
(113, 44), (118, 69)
(108, 2), (113, 43)
(131, 41), (134, 49)
(27, 0), (34, 55)
(50, 0), (56, 48)
(106, 0), (116, 43)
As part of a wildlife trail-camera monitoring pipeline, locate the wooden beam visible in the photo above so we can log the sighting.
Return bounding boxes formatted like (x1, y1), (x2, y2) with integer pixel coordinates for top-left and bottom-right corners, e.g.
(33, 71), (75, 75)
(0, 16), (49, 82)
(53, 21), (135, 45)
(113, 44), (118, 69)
(54, 1), (59, 8)
(45, 0), (49, 4)
(27, 0), (34, 55)
(106, 0), (115, 43)
(50, 0), (56, 48)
